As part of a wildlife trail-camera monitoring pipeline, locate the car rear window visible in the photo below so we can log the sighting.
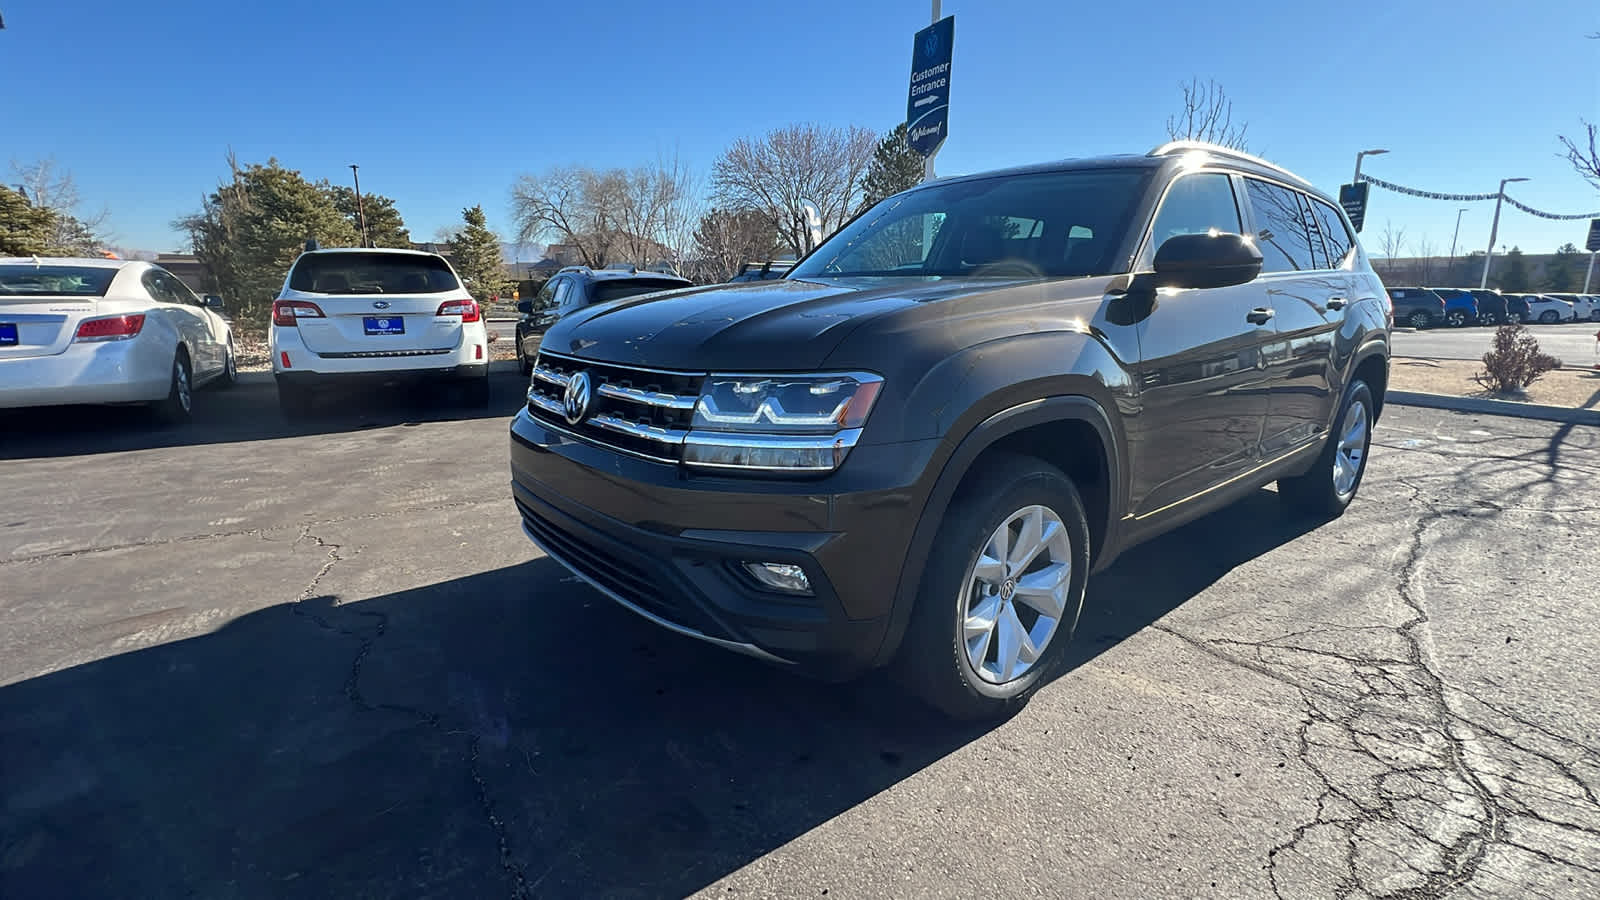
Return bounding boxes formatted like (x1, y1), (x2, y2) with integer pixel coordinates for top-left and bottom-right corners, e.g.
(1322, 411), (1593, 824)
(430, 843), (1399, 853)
(591, 279), (688, 304)
(288, 253), (459, 294)
(0, 265), (117, 296)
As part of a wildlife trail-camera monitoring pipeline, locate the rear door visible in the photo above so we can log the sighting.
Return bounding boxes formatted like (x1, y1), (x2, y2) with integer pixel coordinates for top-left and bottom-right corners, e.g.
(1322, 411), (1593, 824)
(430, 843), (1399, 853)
(0, 264), (117, 359)
(284, 252), (466, 355)
(1128, 170), (1274, 516)
(1241, 178), (1348, 458)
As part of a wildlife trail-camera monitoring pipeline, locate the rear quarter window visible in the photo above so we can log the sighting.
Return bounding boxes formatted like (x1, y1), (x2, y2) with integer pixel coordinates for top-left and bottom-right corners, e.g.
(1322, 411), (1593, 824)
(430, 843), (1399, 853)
(288, 253), (459, 294)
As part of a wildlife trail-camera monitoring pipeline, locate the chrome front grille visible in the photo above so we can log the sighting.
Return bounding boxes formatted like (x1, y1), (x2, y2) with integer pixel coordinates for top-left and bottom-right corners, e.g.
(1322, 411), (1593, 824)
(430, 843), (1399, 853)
(527, 352), (705, 463)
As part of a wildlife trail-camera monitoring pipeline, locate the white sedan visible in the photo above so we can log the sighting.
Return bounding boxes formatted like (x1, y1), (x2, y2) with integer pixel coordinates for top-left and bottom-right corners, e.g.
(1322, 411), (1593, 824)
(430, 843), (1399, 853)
(0, 258), (235, 421)
(1520, 294), (1576, 324)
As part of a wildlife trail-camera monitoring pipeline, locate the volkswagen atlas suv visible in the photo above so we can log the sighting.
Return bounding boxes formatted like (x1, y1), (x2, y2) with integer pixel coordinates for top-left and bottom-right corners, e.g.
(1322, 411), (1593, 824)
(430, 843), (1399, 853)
(509, 142), (1391, 719)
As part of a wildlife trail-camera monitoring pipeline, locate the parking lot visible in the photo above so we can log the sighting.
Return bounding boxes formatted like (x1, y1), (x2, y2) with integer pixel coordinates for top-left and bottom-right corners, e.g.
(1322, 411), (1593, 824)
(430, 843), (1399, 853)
(2, 374), (1598, 898)
(1394, 322), (1600, 362)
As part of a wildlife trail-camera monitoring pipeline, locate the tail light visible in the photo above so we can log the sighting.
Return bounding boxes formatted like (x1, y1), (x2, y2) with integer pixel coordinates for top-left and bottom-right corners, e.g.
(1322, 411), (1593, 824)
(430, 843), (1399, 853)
(436, 299), (481, 323)
(272, 300), (325, 327)
(74, 314), (146, 342)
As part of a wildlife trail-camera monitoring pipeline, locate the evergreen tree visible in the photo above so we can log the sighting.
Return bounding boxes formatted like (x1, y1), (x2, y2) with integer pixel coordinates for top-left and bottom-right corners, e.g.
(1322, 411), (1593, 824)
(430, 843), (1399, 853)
(1541, 242), (1582, 292)
(0, 186), (58, 256)
(1498, 247), (1531, 293)
(448, 205), (505, 304)
(861, 123), (925, 208)
(326, 185), (411, 248)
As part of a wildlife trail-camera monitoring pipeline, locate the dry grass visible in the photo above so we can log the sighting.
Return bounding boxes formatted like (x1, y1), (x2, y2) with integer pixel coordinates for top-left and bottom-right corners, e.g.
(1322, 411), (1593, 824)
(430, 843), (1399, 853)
(1391, 357), (1600, 410)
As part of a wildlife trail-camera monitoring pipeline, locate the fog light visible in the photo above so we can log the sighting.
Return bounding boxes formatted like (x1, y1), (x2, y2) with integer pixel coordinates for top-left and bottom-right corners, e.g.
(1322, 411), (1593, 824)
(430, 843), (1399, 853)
(743, 562), (812, 594)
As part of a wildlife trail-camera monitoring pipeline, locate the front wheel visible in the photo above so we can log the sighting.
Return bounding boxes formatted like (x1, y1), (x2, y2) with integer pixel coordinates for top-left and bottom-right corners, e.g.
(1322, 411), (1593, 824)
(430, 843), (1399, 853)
(1539, 310), (1560, 324)
(1446, 311), (1468, 327)
(1279, 380), (1374, 519)
(1407, 311), (1431, 329)
(217, 340), (238, 388)
(1478, 313), (1498, 326)
(516, 332), (533, 376)
(894, 453), (1091, 720)
(1590, 310), (1600, 322)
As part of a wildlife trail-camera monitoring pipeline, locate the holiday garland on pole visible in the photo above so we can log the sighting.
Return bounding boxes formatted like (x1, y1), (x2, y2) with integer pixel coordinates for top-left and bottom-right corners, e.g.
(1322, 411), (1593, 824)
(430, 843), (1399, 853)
(1357, 173), (1600, 220)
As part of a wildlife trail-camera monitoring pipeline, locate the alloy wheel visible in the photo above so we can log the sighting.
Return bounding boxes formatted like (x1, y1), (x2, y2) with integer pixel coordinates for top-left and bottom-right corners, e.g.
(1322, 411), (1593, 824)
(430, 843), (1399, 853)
(1333, 398), (1368, 498)
(960, 505), (1073, 685)
(1408, 312), (1429, 329)
(176, 359), (192, 412)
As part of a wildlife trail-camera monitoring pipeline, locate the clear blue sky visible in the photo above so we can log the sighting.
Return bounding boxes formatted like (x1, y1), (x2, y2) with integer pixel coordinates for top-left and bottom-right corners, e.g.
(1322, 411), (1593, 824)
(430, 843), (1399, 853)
(3, 0), (1597, 262)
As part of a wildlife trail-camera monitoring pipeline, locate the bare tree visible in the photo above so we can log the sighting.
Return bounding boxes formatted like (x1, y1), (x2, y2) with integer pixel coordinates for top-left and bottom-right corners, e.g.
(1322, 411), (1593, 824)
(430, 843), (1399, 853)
(691, 208), (781, 283)
(1414, 234), (1437, 284)
(1558, 121), (1600, 192)
(510, 159), (698, 270)
(711, 123), (877, 256)
(1165, 78), (1249, 151)
(1377, 221), (1408, 280)
(11, 157), (111, 252)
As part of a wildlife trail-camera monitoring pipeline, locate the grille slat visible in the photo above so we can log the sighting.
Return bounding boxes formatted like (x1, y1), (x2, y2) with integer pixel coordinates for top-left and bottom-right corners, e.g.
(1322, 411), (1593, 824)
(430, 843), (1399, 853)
(526, 352), (705, 463)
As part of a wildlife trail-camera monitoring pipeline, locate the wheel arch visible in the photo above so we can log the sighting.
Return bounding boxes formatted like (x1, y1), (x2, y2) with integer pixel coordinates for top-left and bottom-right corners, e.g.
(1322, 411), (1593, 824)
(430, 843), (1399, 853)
(869, 393), (1127, 668)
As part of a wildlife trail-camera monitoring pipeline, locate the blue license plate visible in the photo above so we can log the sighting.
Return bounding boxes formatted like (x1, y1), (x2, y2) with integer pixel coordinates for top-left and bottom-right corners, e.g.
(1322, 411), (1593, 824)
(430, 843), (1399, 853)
(363, 316), (404, 335)
(0, 323), (17, 346)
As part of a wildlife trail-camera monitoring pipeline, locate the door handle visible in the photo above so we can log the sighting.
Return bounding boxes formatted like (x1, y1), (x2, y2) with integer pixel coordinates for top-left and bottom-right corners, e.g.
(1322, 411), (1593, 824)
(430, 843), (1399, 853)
(1247, 308), (1275, 325)
(1326, 297), (1347, 311)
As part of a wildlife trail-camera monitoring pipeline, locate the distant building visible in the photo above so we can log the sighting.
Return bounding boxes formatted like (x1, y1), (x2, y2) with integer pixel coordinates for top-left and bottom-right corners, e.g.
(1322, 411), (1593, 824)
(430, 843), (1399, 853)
(155, 253), (211, 294)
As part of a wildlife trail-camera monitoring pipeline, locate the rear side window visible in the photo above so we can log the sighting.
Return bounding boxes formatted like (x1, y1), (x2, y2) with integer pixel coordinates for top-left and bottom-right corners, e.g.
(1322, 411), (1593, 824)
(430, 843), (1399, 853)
(1244, 179), (1319, 273)
(0, 265), (116, 296)
(288, 253), (459, 294)
(1147, 173), (1242, 250)
(1308, 199), (1353, 268)
(592, 279), (688, 304)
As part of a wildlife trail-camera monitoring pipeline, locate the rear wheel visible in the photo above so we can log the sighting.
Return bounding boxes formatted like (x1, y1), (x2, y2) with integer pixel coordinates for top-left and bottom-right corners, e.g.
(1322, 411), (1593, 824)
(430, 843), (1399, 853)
(1478, 312), (1498, 326)
(1446, 310), (1468, 327)
(516, 331), (532, 376)
(895, 453), (1091, 720)
(1407, 311), (1430, 329)
(1279, 380), (1373, 519)
(217, 339), (238, 388)
(1591, 310), (1600, 322)
(1539, 310), (1560, 324)
(277, 380), (314, 419)
(150, 351), (194, 424)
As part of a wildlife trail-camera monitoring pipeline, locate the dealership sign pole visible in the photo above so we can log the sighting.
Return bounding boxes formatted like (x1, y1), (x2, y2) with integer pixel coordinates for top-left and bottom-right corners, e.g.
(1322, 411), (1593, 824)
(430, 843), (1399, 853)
(909, 5), (954, 182)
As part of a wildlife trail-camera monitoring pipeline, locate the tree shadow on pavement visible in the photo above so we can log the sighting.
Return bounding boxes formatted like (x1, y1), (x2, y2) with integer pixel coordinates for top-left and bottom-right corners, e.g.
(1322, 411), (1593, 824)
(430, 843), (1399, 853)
(0, 373), (529, 461)
(0, 490), (1319, 898)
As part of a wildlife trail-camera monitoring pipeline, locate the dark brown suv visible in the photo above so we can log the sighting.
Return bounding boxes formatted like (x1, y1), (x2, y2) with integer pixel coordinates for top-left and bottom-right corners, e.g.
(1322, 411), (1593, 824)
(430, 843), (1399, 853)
(509, 141), (1392, 718)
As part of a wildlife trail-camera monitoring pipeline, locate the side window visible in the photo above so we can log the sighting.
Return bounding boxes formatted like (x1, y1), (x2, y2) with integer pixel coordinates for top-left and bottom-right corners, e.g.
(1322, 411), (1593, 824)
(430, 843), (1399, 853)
(551, 278), (576, 313)
(1244, 179), (1318, 273)
(164, 272), (202, 306)
(1147, 173), (1242, 251)
(143, 271), (180, 304)
(1309, 199), (1353, 268)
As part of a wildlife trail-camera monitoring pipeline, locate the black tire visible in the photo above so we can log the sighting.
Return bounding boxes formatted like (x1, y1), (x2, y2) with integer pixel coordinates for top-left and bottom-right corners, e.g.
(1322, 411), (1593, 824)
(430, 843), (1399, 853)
(516, 331), (533, 376)
(217, 339), (238, 388)
(1278, 380), (1374, 519)
(1446, 311), (1468, 327)
(461, 374), (491, 409)
(1407, 311), (1430, 329)
(894, 453), (1092, 721)
(150, 350), (194, 424)
(1591, 310), (1600, 323)
(1539, 310), (1559, 324)
(277, 380), (314, 419)
(1478, 313), (1497, 326)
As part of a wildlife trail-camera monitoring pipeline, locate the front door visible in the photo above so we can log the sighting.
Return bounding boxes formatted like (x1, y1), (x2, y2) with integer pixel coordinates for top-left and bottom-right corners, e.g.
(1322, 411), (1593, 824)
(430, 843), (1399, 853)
(1128, 171), (1275, 517)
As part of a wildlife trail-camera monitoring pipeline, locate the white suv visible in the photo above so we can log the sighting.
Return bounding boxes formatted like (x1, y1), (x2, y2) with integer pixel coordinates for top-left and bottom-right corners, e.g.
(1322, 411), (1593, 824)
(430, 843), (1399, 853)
(270, 247), (490, 416)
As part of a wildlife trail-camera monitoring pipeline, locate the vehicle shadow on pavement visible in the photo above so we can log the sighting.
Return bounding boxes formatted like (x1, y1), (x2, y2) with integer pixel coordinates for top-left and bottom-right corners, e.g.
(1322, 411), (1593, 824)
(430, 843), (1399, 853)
(0, 491), (1317, 898)
(0, 374), (529, 460)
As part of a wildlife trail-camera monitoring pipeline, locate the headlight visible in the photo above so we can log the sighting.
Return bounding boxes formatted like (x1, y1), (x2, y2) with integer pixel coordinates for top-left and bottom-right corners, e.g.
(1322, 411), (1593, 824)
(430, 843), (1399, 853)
(684, 373), (883, 472)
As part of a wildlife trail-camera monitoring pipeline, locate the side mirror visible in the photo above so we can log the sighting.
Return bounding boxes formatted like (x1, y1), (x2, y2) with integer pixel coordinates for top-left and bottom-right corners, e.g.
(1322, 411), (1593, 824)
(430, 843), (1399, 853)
(204, 294), (225, 310)
(516, 299), (534, 315)
(1152, 232), (1263, 289)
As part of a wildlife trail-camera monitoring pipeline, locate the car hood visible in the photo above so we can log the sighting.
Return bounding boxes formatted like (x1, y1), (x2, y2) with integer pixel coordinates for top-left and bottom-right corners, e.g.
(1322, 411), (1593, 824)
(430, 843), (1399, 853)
(538, 277), (1032, 371)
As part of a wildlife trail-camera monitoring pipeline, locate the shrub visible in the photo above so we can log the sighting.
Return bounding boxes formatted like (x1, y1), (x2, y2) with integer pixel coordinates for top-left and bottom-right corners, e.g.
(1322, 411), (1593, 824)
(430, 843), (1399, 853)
(1473, 323), (1562, 393)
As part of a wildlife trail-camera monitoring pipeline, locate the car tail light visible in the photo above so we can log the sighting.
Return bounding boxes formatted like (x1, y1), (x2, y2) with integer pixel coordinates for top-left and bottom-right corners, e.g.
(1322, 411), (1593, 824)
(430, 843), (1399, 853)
(74, 314), (145, 342)
(272, 300), (325, 327)
(436, 299), (481, 323)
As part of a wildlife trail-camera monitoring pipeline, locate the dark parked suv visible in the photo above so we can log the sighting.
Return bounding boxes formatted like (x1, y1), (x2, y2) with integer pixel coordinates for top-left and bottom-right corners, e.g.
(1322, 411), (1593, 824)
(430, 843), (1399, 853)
(515, 265), (691, 374)
(1469, 289), (1511, 325)
(1387, 287), (1446, 329)
(509, 142), (1391, 718)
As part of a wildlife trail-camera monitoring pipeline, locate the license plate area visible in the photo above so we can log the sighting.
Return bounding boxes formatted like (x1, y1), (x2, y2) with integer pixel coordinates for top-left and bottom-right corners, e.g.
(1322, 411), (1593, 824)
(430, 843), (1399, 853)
(0, 323), (17, 346)
(363, 316), (404, 335)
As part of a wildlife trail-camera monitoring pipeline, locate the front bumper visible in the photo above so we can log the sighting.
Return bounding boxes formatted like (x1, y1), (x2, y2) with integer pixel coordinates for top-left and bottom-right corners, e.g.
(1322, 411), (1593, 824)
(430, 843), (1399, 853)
(508, 408), (940, 678)
(0, 339), (170, 409)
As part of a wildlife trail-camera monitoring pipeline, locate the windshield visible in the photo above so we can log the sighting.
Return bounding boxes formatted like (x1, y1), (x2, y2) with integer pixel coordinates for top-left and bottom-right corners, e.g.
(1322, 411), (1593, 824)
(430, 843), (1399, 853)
(592, 279), (688, 303)
(0, 265), (118, 296)
(789, 169), (1151, 280)
(288, 252), (459, 294)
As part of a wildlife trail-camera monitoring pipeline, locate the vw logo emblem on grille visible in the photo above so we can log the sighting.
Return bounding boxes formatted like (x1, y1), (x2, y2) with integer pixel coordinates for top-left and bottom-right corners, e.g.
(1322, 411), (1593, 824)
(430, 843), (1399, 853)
(372, 300), (391, 309)
(563, 371), (593, 425)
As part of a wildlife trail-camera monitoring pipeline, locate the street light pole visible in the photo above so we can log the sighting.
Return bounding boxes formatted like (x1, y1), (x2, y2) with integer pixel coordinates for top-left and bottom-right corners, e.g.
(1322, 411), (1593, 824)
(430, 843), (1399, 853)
(349, 164), (369, 248)
(1479, 177), (1529, 289)
(1447, 207), (1468, 281)
(1352, 148), (1388, 185)
(1585, 252), (1596, 294)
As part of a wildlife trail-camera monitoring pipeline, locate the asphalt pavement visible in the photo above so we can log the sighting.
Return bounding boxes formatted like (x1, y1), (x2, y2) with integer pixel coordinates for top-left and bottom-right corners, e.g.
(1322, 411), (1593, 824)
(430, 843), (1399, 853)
(2, 378), (1598, 899)
(1394, 321), (1600, 362)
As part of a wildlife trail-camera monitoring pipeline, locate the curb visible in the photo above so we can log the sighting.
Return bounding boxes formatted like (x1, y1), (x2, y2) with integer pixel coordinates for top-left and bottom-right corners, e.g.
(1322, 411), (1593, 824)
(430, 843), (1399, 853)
(234, 359), (523, 387)
(1388, 390), (1600, 426)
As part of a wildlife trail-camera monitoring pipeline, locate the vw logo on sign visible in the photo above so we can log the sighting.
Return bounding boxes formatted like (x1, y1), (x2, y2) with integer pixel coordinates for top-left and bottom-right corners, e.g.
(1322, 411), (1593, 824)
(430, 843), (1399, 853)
(372, 300), (391, 309)
(562, 371), (593, 425)
(923, 31), (940, 58)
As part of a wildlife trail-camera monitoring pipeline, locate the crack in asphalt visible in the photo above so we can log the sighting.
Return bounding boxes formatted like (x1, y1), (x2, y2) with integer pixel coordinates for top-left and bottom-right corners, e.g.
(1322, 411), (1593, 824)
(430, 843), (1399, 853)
(287, 526), (531, 899)
(1160, 467), (1600, 899)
